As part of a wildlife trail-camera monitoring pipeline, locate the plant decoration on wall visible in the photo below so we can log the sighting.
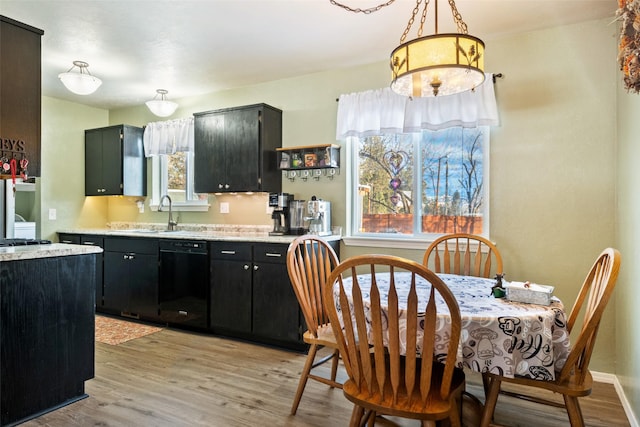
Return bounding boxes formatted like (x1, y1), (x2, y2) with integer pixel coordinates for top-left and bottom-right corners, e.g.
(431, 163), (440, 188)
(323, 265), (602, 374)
(618, 0), (640, 93)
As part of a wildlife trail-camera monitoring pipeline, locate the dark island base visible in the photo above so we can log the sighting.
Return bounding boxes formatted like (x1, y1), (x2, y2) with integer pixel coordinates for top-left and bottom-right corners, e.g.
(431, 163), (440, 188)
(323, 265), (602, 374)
(1, 254), (96, 426)
(5, 392), (88, 427)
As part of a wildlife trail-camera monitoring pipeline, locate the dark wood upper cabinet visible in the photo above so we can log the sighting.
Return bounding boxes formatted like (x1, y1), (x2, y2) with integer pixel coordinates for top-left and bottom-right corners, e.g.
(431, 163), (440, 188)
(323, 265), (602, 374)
(194, 103), (282, 193)
(85, 125), (146, 196)
(0, 16), (44, 178)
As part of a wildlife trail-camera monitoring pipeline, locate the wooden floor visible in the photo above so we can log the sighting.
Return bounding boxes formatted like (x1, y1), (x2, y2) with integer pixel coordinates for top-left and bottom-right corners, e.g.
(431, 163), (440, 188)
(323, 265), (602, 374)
(23, 327), (630, 427)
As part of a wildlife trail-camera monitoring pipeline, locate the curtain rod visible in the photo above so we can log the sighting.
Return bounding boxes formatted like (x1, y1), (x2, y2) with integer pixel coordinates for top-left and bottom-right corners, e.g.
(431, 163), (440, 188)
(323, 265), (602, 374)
(335, 72), (504, 101)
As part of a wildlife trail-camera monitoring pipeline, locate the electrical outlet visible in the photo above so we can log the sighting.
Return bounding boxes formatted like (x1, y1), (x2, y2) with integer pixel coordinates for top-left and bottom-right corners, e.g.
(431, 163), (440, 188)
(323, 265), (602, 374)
(48, 208), (57, 220)
(220, 202), (230, 214)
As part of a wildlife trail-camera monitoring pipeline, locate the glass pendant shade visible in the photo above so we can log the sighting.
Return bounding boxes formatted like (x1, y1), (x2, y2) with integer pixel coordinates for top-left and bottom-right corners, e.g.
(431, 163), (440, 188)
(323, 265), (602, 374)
(58, 61), (102, 95)
(391, 33), (485, 97)
(146, 89), (178, 117)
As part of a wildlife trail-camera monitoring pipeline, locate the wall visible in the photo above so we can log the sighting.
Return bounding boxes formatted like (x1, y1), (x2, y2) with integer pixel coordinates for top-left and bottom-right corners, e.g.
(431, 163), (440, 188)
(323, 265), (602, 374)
(616, 58), (640, 420)
(42, 18), (621, 378)
(40, 96), (108, 239)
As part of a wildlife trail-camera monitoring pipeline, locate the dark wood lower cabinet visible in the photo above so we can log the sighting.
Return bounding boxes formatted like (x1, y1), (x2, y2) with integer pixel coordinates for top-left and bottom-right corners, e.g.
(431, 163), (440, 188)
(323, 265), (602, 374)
(209, 242), (253, 335)
(251, 243), (301, 345)
(0, 254), (96, 426)
(102, 237), (159, 320)
(210, 242), (312, 350)
(57, 232), (339, 351)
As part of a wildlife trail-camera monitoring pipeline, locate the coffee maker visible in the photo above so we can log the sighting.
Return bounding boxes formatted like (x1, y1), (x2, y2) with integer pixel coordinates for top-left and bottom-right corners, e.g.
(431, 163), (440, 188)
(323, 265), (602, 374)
(288, 200), (307, 235)
(268, 193), (293, 236)
(305, 196), (331, 236)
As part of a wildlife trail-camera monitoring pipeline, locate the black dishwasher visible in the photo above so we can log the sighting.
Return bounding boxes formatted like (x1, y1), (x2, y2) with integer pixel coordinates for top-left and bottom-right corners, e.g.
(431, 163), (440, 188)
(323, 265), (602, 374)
(158, 239), (209, 329)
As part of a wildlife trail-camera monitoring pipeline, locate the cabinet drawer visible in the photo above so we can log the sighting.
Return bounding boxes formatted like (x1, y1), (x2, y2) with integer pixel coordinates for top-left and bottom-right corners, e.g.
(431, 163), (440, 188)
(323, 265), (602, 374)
(104, 237), (158, 254)
(80, 235), (104, 247)
(58, 233), (80, 244)
(253, 243), (287, 264)
(210, 242), (251, 260)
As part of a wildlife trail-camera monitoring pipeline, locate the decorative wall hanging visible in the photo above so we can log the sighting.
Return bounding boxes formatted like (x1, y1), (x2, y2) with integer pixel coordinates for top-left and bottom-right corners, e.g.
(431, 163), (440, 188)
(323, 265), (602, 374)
(618, 0), (640, 93)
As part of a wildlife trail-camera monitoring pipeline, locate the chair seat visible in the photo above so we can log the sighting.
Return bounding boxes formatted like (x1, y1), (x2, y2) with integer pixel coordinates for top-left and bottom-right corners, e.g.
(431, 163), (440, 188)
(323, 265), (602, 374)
(493, 369), (593, 397)
(343, 359), (466, 421)
(303, 323), (338, 347)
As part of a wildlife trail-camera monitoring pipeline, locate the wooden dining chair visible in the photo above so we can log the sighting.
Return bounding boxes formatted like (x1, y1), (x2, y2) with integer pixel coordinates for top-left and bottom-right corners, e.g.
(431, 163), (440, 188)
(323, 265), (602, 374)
(480, 247), (621, 427)
(423, 233), (503, 279)
(323, 254), (466, 427)
(286, 235), (342, 415)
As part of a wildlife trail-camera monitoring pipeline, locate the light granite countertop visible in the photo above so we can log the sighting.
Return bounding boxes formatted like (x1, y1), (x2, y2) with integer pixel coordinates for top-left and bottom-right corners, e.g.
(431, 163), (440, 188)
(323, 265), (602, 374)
(0, 243), (103, 262)
(57, 222), (342, 244)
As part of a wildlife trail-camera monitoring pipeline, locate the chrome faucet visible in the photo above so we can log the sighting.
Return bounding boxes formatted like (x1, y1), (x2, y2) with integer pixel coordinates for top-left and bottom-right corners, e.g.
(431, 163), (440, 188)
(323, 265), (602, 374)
(158, 195), (178, 231)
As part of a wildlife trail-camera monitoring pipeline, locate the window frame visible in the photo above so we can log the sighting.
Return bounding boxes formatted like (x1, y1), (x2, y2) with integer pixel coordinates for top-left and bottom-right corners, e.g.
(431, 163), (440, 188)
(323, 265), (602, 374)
(149, 152), (209, 212)
(344, 126), (490, 249)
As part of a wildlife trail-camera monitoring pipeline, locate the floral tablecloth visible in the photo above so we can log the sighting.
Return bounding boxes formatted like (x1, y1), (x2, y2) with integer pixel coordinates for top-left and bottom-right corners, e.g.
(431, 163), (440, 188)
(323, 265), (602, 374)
(335, 273), (571, 380)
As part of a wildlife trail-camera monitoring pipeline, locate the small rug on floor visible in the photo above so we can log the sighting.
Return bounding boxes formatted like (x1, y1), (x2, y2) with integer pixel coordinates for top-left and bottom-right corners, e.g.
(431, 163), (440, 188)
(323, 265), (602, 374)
(95, 315), (163, 345)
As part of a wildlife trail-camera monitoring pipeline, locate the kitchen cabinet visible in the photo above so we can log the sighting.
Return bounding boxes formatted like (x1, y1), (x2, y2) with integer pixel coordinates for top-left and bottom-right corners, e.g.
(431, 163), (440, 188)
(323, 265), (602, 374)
(210, 242), (252, 334)
(81, 235), (104, 309)
(0, 16), (44, 177)
(58, 233), (104, 308)
(210, 241), (303, 349)
(85, 124), (146, 196)
(194, 103), (282, 193)
(252, 243), (300, 344)
(103, 237), (159, 320)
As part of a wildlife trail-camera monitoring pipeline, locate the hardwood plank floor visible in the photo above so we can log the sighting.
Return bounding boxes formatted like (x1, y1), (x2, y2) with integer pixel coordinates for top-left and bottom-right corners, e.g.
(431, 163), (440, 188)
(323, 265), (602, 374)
(22, 327), (630, 427)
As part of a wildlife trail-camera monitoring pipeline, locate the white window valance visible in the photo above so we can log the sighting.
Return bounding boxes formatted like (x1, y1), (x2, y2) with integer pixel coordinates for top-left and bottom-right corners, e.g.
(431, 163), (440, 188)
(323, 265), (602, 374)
(336, 73), (499, 139)
(143, 117), (194, 157)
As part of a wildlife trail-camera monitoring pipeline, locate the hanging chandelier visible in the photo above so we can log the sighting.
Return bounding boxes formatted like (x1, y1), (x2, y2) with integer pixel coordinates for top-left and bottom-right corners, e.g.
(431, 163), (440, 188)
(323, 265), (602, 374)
(58, 61), (102, 95)
(330, 0), (485, 97)
(145, 89), (178, 117)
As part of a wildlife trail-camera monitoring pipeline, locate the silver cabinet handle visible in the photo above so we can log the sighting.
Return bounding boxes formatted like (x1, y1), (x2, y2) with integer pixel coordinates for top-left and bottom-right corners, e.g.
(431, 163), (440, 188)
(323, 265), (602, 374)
(83, 241), (96, 245)
(61, 240), (73, 244)
(221, 250), (236, 255)
(243, 264), (250, 270)
(265, 253), (282, 257)
(253, 265), (259, 271)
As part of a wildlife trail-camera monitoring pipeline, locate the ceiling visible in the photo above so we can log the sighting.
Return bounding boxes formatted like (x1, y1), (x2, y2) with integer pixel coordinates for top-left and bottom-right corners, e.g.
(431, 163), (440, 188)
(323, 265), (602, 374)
(1, 0), (616, 110)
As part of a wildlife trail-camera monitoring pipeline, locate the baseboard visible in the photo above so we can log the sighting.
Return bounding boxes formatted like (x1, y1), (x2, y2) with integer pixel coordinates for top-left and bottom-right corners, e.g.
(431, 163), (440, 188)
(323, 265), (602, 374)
(592, 370), (639, 427)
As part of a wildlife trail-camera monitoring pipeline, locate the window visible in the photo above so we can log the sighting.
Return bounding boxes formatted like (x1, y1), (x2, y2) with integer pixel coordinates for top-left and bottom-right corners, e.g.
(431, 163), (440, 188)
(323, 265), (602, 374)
(349, 126), (489, 243)
(150, 151), (208, 211)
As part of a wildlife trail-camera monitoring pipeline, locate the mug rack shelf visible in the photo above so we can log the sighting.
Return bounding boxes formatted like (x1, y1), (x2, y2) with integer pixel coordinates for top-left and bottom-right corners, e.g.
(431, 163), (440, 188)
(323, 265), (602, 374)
(276, 144), (340, 181)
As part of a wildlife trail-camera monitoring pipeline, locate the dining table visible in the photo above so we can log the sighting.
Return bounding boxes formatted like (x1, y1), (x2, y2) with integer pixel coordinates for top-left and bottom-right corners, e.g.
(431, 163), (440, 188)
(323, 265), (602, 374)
(334, 272), (572, 381)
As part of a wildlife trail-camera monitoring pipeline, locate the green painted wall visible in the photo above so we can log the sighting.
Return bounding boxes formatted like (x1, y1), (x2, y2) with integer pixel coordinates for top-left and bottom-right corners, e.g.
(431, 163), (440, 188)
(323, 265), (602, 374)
(616, 47), (640, 420)
(40, 96), (108, 240)
(40, 18), (636, 421)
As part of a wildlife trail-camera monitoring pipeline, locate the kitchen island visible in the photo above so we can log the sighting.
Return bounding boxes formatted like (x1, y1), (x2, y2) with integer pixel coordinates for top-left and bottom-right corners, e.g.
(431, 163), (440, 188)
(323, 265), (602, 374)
(0, 243), (102, 426)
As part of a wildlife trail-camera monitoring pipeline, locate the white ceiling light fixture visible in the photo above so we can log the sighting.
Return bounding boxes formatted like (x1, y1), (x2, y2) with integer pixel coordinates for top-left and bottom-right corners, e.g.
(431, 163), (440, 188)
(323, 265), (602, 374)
(58, 60), (103, 95)
(331, 0), (485, 98)
(145, 89), (178, 117)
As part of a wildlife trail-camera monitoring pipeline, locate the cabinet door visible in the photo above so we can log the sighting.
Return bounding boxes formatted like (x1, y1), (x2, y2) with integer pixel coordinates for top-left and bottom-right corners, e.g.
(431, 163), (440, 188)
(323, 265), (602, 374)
(128, 252), (159, 318)
(80, 235), (104, 310)
(85, 126), (123, 196)
(194, 112), (226, 193)
(210, 259), (252, 333)
(84, 129), (105, 196)
(252, 261), (300, 344)
(225, 108), (260, 192)
(100, 126), (124, 195)
(103, 251), (131, 312)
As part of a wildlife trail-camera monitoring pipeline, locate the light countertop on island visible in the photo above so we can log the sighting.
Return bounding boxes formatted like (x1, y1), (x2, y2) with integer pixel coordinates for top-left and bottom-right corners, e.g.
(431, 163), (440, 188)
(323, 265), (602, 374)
(0, 243), (103, 261)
